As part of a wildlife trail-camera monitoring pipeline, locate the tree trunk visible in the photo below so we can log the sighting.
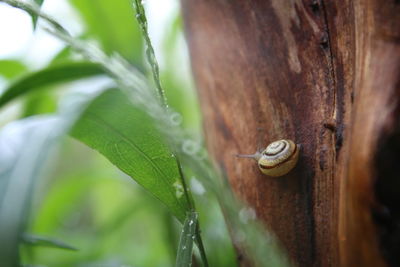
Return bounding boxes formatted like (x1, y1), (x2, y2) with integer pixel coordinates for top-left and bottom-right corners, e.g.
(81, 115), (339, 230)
(181, 0), (400, 266)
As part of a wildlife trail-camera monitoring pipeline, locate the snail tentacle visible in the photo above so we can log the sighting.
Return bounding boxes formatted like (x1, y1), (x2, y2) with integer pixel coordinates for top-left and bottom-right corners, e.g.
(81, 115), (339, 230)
(236, 151), (262, 161)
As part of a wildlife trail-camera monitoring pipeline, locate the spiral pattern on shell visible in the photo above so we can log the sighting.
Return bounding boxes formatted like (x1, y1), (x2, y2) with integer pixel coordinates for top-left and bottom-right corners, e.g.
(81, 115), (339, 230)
(258, 139), (299, 177)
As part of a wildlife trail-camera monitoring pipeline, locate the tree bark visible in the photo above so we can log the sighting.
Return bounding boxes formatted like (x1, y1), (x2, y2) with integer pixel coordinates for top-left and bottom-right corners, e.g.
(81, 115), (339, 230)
(181, 0), (400, 266)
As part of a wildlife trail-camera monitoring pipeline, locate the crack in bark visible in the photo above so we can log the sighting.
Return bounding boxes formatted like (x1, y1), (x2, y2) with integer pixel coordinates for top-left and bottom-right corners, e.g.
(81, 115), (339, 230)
(319, 1), (344, 157)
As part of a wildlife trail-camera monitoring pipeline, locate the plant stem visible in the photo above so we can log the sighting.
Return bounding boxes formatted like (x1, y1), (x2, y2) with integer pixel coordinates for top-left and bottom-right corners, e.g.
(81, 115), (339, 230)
(132, 1), (209, 266)
(195, 224), (209, 267)
(176, 158), (194, 210)
(133, 0), (167, 107)
(177, 160), (209, 266)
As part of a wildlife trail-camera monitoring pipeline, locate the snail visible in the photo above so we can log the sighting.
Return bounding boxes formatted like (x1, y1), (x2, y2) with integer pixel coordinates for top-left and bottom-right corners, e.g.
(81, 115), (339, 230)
(237, 139), (300, 177)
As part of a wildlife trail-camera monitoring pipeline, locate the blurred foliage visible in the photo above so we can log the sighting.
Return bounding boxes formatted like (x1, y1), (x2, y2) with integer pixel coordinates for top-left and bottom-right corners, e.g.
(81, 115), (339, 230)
(160, 14), (201, 134)
(26, 139), (177, 267)
(69, 0), (144, 66)
(0, 62), (104, 108)
(0, 59), (27, 79)
(0, 0), (236, 266)
(31, 0), (44, 27)
(0, 0), (289, 266)
(22, 91), (57, 117)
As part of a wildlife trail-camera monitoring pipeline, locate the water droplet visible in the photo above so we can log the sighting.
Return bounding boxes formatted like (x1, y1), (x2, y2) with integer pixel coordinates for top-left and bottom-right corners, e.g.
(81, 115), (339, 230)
(135, 14), (140, 18)
(169, 112), (183, 126)
(190, 177), (206, 195)
(173, 181), (184, 198)
(182, 140), (200, 155)
(239, 207), (256, 224)
(182, 246), (186, 250)
(189, 220), (194, 226)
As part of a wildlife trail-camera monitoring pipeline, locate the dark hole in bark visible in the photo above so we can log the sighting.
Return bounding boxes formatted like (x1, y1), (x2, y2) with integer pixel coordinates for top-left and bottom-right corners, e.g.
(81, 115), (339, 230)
(319, 33), (329, 49)
(374, 121), (400, 267)
(309, 0), (320, 14)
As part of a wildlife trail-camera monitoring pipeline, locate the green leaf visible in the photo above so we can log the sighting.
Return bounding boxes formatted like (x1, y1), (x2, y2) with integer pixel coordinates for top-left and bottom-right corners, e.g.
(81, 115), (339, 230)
(0, 91), (103, 267)
(22, 91), (57, 117)
(0, 117), (58, 267)
(0, 62), (104, 109)
(31, 0), (44, 28)
(70, 0), (143, 65)
(70, 88), (190, 222)
(175, 212), (198, 267)
(22, 233), (78, 251)
(0, 60), (28, 79)
(49, 46), (72, 65)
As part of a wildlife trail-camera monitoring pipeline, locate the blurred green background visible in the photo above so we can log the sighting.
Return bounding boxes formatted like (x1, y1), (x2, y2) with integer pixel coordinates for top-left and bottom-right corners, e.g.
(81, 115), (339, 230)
(0, 0), (237, 266)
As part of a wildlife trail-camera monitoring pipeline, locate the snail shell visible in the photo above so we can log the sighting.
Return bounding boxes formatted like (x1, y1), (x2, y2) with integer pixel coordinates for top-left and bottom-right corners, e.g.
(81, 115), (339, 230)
(258, 139), (299, 177)
(237, 139), (300, 177)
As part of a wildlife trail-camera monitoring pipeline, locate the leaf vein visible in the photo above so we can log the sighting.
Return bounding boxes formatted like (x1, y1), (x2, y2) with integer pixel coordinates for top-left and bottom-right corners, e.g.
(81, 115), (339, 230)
(83, 112), (187, 214)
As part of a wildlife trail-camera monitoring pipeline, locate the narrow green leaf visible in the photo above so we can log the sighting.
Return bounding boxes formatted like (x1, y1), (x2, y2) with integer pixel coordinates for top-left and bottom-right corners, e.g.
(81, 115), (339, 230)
(0, 62), (104, 108)
(0, 117), (59, 267)
(176, 212), (198, 267)
(70, 88), (191, 222)
(22, 233), (78, 251)
(22, 91), (57, 117)
(133, 0), (166, 106)
(132, 4), (208, 265)
(31, 0), (44, 28)
(70, 0), (143, 65)
(0, 60), (28, 79)
(0, 91), (103, 267)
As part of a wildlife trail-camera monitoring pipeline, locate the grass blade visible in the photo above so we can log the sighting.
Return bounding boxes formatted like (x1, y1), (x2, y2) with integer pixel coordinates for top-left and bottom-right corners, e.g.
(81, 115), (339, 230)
(0, 62), (104, 108)
(133, 3), (209, 265)
(176, 212), (198, 267)
(0, 90), (104, 267)
(133, 0), (166, 106)
(31, 0), (44, 28)
(22, 233), (78, 251)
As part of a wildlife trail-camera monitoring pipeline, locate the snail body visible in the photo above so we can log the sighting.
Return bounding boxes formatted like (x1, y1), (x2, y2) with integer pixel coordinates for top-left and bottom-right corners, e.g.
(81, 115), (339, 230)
(237, 139), (300, 177)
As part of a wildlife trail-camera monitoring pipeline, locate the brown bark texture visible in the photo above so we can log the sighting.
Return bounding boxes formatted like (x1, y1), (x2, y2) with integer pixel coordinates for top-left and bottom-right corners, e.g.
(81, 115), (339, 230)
(181, 0), (400, 266)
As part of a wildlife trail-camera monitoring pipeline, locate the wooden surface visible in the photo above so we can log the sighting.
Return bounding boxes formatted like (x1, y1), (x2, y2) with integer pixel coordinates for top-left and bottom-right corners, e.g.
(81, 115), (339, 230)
(339, 1), (400, 266)
(181, 0), (400, 266)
